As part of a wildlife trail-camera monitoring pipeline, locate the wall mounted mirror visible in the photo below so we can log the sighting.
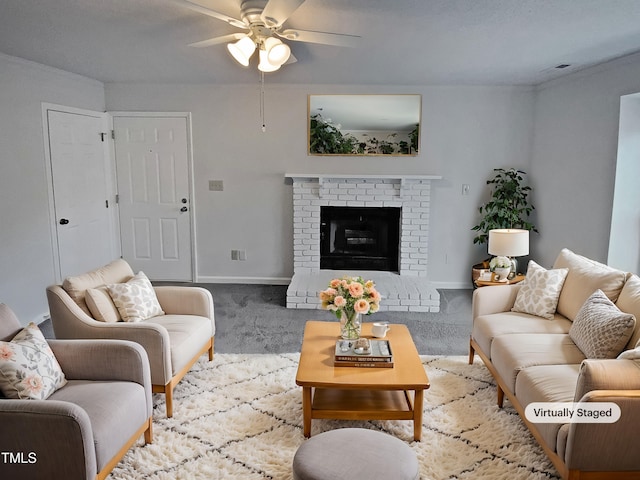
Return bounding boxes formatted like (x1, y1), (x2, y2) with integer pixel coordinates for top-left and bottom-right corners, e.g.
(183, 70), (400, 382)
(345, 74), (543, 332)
(308, 94), (421, 156)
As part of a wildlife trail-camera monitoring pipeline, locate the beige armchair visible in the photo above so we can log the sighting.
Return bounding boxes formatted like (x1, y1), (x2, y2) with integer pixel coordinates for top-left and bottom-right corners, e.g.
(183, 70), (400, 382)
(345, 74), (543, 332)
(46, 259), (215, 417)
(0, 303), (152, 480)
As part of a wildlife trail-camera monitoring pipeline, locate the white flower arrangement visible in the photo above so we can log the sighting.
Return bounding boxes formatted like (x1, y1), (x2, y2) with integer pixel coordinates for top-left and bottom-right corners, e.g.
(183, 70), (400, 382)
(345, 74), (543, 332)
(489, 255), (512, 270)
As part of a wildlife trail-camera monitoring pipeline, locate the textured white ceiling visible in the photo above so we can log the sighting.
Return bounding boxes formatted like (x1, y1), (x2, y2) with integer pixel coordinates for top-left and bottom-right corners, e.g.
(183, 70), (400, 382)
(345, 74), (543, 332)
(2, 0), (640, 86)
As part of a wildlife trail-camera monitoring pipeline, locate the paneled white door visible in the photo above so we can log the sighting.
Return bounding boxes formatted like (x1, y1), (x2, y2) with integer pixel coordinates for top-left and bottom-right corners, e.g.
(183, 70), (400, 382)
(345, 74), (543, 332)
(113, 115), (193, 281)
(47, 108), (115, 279)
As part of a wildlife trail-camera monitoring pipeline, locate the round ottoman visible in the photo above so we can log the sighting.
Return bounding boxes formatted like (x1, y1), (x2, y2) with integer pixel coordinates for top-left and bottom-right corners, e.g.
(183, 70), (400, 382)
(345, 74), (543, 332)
(292, 428), (419, 480)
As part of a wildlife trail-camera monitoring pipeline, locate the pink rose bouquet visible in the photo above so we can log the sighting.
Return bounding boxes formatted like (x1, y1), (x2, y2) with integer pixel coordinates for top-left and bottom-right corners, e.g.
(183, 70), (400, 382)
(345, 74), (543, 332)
(319, 276), (381, 339)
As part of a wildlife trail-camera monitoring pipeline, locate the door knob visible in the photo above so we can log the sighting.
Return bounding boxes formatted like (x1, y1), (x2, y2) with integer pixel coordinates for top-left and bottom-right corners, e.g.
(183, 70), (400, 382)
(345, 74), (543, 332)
(181, 198), (188, 204)
(59, 218), (69, 225)
(180, 206), (188, 212)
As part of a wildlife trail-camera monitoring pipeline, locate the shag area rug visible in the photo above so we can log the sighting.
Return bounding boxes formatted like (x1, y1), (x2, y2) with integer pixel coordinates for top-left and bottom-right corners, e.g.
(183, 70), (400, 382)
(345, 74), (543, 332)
(108, 354), (560, 480)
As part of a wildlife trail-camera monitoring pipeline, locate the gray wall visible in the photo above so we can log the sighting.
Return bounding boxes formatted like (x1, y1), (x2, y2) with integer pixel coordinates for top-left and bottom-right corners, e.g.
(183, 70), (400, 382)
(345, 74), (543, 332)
(105, 83), (535, 288)
(530, 52), (640, 268)
(0, 53), (105, 324)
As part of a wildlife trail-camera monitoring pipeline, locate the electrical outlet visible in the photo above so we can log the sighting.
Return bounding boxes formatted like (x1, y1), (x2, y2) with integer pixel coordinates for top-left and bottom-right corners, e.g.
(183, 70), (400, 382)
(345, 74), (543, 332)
(209, 180), (224, 191)
(462, 184), (470, 195)
(231, 249), (247, 261)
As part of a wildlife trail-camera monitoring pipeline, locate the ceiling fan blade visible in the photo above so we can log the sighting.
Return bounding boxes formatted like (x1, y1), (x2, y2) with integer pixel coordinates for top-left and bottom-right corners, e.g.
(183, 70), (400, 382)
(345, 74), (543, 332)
(188, 32), (248, 48)
(278, 28), (360, 47)
(285, 52), (297, 65)
(171, 0), (247, 29)
(261, 0), (305, 27)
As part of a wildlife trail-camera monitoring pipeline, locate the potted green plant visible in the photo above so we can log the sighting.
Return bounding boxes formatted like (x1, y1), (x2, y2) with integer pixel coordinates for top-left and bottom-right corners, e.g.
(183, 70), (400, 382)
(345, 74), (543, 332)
(471, 168), (537, 283)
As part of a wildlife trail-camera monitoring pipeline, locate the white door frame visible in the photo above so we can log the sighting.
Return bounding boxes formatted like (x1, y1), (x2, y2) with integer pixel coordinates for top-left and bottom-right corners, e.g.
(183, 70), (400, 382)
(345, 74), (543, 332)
(42, 103), (120, 283)
(109, 111), (197, 282)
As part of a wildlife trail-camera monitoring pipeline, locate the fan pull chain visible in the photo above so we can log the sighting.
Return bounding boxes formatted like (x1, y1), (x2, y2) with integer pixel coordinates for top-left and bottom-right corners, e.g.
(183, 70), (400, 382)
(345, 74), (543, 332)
(260, 72), (266, 132)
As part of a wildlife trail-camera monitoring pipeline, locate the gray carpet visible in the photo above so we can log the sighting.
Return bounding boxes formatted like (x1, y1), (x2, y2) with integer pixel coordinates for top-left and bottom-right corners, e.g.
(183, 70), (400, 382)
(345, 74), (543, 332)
(199, 284), (472, 355)
(41, 284), (473, 356)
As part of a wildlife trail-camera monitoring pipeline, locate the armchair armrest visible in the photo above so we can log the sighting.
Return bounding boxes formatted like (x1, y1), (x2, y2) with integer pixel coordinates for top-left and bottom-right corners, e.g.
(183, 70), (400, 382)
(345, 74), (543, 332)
(0, 400), (95, 480)
(154, 286), (214, 320)
(472, 284), (522, 321)
(48, 339), (151, 407)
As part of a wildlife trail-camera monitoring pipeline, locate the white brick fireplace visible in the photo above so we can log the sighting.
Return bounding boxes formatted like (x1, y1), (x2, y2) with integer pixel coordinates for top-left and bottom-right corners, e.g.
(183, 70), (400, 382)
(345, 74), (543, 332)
(285, 174), (442, 312)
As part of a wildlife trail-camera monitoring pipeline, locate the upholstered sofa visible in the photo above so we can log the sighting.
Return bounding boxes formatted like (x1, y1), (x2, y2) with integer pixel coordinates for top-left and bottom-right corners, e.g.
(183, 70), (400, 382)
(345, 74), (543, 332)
(46, 259), (215, 417)
(470, 248), (640, 480)
(0, 303), (152, 480)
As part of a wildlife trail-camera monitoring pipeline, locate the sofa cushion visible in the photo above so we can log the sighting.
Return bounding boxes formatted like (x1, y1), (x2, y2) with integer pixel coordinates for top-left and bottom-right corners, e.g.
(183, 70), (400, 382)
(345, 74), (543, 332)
(515, 364), (580, 452)
(144, 314), (213, 376)
(472, 312), (572, 359)
(511, 260), (569, 320)
(85, 287), (121, 323)
(616, 274), (640, 349)
(107, 272), (164, 323)
(553, 248), (628, 321)
(569, 290), (635, 359)
(62, 259), (134, 315)
(491, 334), (585, 394)
(0, 323), (67, 399)
(48, 380), (148, 472)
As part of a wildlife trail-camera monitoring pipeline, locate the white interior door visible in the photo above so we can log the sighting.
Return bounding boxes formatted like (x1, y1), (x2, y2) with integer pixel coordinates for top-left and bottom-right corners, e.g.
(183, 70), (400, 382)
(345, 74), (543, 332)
(46, 108), (116, 279)
(113, 115), (193, 281)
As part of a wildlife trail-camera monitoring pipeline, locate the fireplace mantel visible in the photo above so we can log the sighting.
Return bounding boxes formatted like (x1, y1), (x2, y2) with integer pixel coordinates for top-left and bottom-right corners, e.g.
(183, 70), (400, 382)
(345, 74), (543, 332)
(285, 173), (442, 183)
(285, 173), (442, 198)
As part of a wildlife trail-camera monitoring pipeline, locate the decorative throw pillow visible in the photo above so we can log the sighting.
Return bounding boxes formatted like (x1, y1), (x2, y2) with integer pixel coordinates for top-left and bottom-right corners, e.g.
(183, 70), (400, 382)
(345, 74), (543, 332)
(85, 286), (121, 323)
(569, 289), (636, 359)
(0, 323), (67, 399)
(511, 260), (569, 320)
(618, 346), (640, 360)
(107, 271), (164, 322)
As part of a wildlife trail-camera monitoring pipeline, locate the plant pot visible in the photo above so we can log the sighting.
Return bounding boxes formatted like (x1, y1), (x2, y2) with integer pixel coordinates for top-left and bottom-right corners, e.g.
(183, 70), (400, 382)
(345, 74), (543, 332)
(472, 260), (490, 288)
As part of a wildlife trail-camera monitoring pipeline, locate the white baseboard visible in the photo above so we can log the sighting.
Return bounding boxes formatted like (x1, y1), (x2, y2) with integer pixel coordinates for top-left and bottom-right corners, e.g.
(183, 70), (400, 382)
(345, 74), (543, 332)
(196, 276), (291, 285)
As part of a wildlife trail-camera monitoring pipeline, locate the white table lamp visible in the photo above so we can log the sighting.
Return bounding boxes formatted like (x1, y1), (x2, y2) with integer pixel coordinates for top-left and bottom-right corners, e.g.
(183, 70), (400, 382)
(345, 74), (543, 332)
(488, 229), (530, 277)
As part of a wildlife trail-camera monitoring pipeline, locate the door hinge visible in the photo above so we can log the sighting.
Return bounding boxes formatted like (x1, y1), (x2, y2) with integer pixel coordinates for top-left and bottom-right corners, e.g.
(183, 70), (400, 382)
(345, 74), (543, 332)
(105, 199), (109, 208)
(111, 130), (115, 140)
(115, 194), (119, 204)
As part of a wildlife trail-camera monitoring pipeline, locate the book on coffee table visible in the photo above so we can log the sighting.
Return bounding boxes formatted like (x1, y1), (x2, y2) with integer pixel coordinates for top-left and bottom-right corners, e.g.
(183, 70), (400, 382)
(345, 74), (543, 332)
(334, 339), (394, 368)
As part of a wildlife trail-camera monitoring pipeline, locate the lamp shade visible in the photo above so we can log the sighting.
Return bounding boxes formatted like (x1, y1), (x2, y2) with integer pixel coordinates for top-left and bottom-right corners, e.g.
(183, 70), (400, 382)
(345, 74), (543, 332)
(258, 48), (281, 72)
(264, 37), (291, 66)
(227, 36), (256, 66)
(488, 229), (529, 257)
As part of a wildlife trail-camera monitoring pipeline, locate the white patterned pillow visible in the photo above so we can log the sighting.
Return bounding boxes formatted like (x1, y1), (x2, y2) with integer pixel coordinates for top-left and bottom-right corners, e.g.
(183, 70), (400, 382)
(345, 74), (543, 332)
(511, 260), (569, 320)
(106, 271), (164, 322)
(570, 289), (636, 359)
(0, 323), (67, 399)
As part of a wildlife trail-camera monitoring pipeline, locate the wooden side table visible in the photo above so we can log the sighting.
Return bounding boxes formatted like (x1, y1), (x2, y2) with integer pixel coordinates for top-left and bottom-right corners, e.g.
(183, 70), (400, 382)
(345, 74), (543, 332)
(475, 273), (525, 287)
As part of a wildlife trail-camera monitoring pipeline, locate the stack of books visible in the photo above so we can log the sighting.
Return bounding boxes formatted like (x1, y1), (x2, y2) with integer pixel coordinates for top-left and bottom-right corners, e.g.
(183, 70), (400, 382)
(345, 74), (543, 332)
(334, 339), (394, 368)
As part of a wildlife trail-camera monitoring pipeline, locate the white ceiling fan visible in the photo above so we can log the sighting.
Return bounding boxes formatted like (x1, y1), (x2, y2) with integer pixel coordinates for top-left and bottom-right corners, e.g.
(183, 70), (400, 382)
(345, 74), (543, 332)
(173, 0), (361, 72)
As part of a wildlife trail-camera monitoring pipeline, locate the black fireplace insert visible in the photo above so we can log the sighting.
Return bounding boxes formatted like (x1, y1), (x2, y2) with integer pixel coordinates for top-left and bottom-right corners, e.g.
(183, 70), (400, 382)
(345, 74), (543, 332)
(320, 206), (400, 272)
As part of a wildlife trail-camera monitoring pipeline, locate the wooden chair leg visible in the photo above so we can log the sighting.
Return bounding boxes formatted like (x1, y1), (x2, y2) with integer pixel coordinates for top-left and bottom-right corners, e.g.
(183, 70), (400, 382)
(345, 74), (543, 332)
(497, 385), (504, 408)
(165, 383), (174, 418)
(468, 340), (475, 364)
(144, 418), (153, 444)
(208, 338), (214, 361)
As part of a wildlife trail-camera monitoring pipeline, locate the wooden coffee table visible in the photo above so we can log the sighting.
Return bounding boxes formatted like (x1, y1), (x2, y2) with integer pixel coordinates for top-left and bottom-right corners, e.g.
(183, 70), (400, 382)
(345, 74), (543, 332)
(295, 320), (430, 441)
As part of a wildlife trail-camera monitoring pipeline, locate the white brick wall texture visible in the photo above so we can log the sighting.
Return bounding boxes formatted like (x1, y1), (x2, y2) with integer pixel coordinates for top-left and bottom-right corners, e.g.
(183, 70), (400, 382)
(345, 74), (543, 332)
(288, 176), (440, 312)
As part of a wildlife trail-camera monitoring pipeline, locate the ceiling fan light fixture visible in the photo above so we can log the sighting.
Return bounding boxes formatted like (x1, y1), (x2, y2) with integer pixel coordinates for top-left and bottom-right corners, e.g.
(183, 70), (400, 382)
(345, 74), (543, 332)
(258, 48), (281, 72)
(263, 37), (291, 66)
(227, 36), (256, 66)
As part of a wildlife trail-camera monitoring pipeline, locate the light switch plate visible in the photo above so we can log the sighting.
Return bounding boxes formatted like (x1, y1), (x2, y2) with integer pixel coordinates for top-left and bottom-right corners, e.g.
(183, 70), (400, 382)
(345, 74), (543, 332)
(209, 180), (224, 191)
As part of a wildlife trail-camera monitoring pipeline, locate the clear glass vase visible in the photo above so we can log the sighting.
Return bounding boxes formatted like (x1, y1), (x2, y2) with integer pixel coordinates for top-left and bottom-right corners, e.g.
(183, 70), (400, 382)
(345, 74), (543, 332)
(339, 310), (362, 339)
